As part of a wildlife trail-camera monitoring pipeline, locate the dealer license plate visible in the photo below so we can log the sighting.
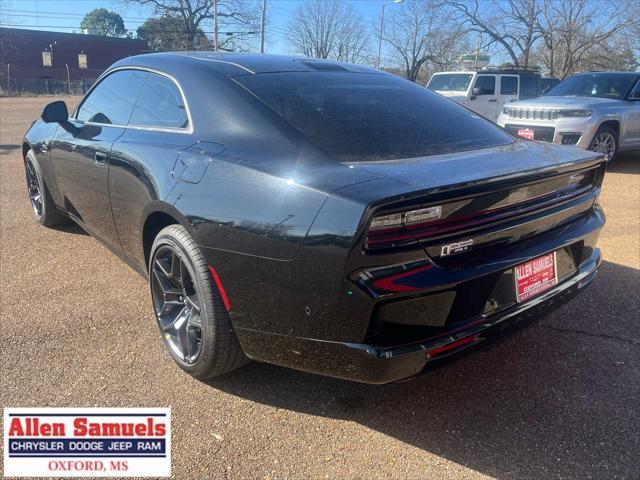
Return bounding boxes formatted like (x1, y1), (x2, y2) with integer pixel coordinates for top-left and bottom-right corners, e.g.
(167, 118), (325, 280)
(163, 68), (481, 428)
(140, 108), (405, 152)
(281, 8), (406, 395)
(517, 128), (535, 140)
(514, 251), (558, 303)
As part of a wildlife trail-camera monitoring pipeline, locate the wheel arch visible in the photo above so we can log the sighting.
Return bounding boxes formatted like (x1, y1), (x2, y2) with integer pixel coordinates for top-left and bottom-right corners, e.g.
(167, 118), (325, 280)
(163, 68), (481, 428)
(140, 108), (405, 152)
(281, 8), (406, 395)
(598, 119), (620, 137)
(141, 202), (197, 271)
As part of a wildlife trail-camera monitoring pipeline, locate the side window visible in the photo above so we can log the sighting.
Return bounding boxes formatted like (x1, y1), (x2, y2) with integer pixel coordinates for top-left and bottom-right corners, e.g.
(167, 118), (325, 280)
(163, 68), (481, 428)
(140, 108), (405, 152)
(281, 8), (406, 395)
(474, 76), (495, 95)
(129, 73), (189, 129)
(520, 76), (540, 99)
(629, 80), (640, 99)
(76, 70), (148, 125)
(500, 76), (518, 95)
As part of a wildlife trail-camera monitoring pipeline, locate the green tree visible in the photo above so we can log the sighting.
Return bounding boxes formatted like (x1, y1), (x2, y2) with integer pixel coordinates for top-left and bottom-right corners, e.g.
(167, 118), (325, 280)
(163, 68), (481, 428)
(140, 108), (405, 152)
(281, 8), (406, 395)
(80, 8), (126, 37)
(126, 0), (258, 51)
(137, 15), (208, 51)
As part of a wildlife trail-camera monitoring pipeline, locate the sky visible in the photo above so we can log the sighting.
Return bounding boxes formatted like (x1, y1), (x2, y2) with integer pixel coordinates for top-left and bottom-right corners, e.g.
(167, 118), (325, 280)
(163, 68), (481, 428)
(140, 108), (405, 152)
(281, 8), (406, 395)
(0, 0), (495, 67)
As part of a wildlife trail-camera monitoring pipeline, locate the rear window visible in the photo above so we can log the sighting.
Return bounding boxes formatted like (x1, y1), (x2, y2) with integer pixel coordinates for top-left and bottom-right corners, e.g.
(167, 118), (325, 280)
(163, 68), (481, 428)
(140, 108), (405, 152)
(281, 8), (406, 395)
(234, 72), (512, 162)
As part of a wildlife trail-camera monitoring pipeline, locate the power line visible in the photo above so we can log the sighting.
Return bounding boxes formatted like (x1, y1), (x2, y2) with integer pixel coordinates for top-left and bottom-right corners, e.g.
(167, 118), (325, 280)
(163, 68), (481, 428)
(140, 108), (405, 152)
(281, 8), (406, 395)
(0, 24), (258, 36)
(2, 12), (151, 24)
(1, 8), (152, 21)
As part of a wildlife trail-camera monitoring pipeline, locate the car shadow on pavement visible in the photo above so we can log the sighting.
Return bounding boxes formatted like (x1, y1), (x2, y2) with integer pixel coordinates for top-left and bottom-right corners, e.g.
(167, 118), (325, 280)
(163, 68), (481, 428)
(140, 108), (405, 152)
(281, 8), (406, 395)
(53, 221), (89, 236)
(607, 152), (639, 174)
(206, 260), (639, 479)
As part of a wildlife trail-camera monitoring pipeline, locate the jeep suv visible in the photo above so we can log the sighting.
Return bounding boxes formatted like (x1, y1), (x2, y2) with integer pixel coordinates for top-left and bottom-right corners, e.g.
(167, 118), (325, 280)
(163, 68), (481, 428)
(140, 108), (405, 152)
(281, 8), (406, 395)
(497, 71), (640, 161)
(427, 69), (548, 122)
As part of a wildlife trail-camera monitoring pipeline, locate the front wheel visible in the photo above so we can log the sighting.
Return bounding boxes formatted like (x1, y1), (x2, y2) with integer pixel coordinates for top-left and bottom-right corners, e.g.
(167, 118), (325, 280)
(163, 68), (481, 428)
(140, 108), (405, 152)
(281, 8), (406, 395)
(589, 126), (618, 161)
(25, 150), (67, 227)
(149, 224), (249, 379)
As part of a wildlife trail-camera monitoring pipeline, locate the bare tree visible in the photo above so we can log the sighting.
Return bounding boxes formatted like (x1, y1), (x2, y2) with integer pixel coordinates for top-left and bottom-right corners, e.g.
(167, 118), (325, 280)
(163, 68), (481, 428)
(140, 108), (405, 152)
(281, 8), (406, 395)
(124, 0), (259, 51)
(624, 0), (640, 57)
(537, 0), (627, 78)
(446, 0), (543, 67)
(287, 0), (370, 63)
(383, 0), (469, 81)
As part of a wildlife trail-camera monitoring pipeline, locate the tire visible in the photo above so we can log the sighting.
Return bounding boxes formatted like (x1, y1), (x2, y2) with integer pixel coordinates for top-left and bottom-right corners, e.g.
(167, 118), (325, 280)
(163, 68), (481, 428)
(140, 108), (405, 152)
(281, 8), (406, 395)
(588, 125), (618, 161)
(149, 224), (249, 379)
(25, 150), (67, 227)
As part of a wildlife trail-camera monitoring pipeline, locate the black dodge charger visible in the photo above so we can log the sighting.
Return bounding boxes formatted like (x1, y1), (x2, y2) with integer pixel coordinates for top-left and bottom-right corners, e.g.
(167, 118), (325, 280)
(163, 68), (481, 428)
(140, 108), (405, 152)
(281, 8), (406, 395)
(23, 53), (606, 383)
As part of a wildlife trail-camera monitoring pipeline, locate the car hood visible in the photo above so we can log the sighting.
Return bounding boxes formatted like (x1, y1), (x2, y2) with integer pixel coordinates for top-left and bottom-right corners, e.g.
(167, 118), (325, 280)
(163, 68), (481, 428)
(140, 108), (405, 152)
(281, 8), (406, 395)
(342, 139), (603, 197)
(508, 96), (620, 109)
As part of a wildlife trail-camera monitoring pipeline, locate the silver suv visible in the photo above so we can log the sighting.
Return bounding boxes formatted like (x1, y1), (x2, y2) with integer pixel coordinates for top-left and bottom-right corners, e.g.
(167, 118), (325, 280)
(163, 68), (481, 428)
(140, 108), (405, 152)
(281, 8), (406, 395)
(497, 71), (640, 160)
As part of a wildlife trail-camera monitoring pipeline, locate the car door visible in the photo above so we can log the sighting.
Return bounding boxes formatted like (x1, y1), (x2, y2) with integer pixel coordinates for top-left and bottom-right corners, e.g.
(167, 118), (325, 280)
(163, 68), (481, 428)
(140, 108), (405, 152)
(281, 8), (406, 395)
(109, 71), (197, 264)
(499, 75), (519, 112)
(51, 69), (148, 248)
(469, 75), (498, 121)
(621, 79), (640, 148)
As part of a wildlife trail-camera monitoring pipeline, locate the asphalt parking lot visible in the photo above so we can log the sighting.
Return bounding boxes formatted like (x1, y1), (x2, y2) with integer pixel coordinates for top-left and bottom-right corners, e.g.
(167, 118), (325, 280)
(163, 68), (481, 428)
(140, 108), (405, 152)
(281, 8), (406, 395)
(1, 96), (639, 479)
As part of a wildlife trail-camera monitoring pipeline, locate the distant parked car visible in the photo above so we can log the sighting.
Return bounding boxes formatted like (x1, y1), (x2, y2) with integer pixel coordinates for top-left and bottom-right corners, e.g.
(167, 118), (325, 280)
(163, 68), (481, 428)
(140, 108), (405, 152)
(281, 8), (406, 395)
(427, 69), (544, 122)
(498, 71), (640, 161)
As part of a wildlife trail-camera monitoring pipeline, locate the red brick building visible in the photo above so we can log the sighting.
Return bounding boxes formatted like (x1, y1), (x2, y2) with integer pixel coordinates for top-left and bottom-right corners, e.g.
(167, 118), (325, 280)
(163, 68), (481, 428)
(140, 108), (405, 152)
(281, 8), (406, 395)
(1, 27), (148, 93)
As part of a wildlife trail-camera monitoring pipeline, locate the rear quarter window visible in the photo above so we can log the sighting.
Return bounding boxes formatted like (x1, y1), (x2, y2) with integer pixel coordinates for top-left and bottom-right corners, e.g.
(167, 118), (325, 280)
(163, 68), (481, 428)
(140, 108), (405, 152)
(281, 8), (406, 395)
(234, 72), (513, 162)
(129, 73), (189, 129)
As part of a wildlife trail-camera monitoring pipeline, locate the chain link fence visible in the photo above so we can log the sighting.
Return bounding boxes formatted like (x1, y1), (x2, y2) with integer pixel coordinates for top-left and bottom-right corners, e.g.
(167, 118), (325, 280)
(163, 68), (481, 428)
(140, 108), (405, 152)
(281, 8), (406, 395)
(0, 77), (97, 96)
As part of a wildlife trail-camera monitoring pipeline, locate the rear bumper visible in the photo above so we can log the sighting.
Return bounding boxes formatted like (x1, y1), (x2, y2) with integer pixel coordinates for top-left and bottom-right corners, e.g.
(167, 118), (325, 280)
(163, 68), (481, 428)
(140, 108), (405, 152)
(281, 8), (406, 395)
(236, 247), (601, 384)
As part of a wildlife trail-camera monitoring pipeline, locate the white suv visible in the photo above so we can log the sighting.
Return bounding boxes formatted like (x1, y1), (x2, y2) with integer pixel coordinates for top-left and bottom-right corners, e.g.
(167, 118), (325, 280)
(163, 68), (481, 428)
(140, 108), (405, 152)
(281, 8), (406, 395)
(427, 70), (544, 122)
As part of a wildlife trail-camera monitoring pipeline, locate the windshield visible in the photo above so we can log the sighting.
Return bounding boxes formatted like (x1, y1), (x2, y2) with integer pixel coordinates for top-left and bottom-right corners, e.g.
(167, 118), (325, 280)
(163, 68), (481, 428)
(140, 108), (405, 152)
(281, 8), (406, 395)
(545, 74), (637, 99)
(234, 72), (512, 162)
(427, 73), (473, 92)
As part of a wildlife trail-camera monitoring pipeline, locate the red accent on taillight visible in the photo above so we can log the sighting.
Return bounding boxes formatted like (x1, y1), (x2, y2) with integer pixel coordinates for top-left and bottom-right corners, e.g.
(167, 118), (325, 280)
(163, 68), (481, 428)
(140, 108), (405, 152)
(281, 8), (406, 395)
(427, 335), (478, 358)
(372, 264), (433, 292)
(209, 265), (230, 311)
(366, 182), (593, 250)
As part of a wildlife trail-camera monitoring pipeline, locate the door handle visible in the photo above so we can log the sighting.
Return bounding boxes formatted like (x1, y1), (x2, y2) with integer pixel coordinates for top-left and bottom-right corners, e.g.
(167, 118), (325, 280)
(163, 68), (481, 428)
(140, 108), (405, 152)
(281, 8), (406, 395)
(488, 99), (498, 103)
(94, 152), (107, 166)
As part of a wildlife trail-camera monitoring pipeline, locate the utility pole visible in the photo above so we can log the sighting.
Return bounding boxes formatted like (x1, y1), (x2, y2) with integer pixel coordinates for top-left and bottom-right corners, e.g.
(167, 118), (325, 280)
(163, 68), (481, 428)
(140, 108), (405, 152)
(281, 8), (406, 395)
(474, 34), (480, 70)
(213, 0), (219, 51)
(376, 0), (403, 70)
(260, 0), (266, 54)
(65, 63), (71, 95)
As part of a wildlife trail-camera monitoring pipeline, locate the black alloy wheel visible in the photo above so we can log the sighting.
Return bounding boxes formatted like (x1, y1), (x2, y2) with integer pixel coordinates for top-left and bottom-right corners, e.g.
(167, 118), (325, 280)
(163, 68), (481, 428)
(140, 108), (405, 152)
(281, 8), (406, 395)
(151, 245), (203, 365)
(149, 224), (249, 378)
(26, 159), (43, 219)
(24, 150), (67, 227)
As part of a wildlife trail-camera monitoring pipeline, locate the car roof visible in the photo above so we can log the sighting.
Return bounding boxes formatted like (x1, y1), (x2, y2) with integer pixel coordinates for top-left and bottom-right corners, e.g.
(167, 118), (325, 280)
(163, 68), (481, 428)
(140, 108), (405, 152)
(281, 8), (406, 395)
(573, 71), (640, 77)
(112, 51), (379, 77)
(432, 70), (539, 76)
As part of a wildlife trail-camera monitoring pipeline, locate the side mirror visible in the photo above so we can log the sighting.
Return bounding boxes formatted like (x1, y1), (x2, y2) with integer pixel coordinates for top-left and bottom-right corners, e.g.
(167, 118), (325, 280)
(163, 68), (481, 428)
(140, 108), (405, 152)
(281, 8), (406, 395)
(472, 87), (482, 96)
(41, 100), (69, 123)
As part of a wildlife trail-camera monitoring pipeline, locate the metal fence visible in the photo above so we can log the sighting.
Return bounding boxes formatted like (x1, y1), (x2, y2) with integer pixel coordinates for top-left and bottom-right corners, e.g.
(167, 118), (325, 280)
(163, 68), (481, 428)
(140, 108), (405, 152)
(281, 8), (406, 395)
(0, 77), (97, 96)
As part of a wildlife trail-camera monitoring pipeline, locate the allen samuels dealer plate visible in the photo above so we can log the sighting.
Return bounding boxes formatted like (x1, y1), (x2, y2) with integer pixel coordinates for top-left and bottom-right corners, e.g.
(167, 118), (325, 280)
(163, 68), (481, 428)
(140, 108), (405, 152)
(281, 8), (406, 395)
(514, 251), (558, 303)
(3, 408), (171, 477)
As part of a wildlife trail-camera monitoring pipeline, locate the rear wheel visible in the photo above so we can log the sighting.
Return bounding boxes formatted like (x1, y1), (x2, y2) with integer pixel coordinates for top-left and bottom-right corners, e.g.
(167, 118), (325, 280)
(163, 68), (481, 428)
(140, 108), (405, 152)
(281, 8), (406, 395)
(589, 126), (618, 161)
(149, 224), (249, 379)
(25, 150), (67, 227)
